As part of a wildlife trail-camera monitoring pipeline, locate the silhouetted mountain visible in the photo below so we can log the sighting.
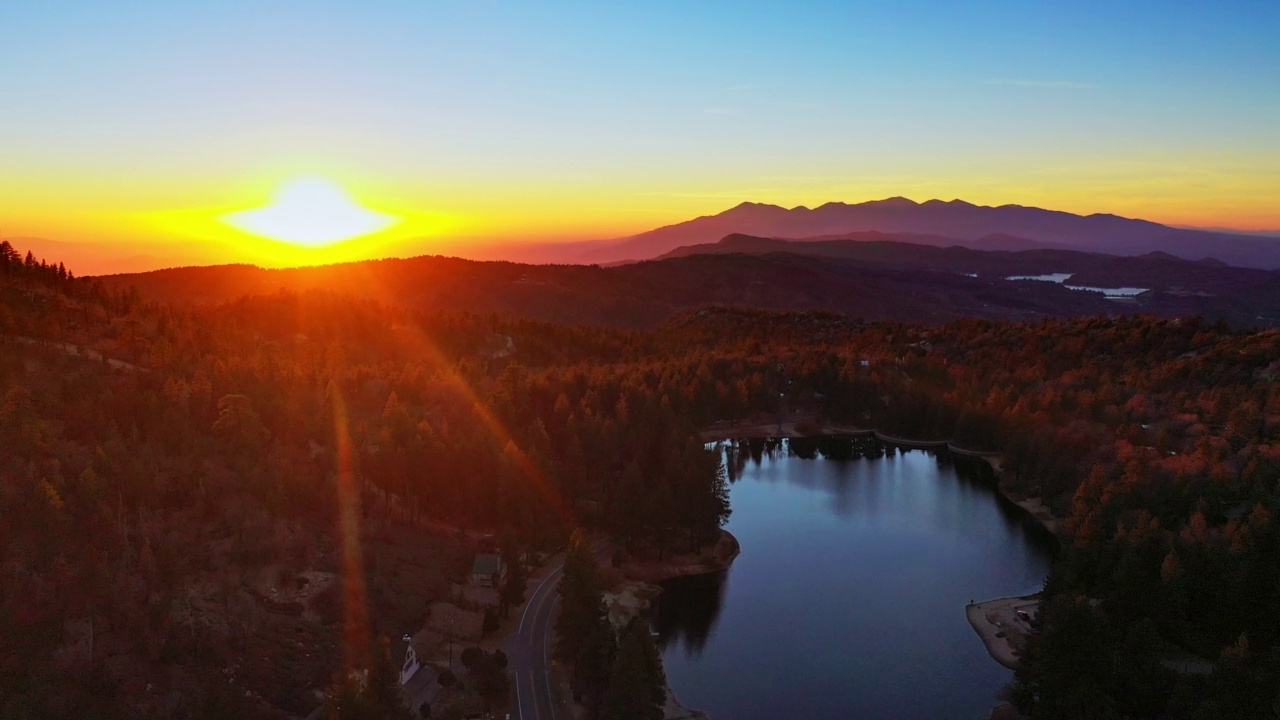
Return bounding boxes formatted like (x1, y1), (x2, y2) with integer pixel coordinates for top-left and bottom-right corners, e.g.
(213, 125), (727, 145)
(94, 243), (1280, 328)
(968, 233), (1049, 252)
(586, 197), (1280, 268)
(659, 234), (1280, 297)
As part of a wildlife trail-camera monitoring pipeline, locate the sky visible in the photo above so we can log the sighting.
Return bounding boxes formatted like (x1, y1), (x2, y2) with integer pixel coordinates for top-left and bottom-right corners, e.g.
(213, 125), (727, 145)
(2, 1), (1279, 272)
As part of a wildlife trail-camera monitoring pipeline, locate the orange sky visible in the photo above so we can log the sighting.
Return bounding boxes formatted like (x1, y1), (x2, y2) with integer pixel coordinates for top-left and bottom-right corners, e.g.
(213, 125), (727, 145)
(3, 3), (1278, 275)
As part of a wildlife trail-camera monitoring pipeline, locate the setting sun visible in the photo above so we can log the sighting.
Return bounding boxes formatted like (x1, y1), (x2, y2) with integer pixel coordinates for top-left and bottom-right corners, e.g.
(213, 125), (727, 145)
(7, 3), (1280, 718)
(221, 176), (399, 247)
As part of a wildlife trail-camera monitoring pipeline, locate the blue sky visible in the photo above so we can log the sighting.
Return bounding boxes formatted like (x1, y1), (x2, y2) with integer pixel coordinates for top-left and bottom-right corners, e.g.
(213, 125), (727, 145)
(2, 0), (1278, 256)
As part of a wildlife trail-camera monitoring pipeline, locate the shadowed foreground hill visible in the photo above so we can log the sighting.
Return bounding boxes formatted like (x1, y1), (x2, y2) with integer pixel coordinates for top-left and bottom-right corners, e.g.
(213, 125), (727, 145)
(97, 247), (1280, 328)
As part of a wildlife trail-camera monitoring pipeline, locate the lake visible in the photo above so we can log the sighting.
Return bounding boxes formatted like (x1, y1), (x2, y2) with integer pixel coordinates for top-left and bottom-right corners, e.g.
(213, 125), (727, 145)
(654, 437), (1057, 720)
(1005, 272), (1147, 297)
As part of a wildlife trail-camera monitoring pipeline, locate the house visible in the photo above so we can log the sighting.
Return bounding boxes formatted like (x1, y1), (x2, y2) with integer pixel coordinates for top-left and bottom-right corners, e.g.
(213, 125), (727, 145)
(395, 629), (445, 710)
(399, 633), (422, 685)
(470, 554), (506, 586)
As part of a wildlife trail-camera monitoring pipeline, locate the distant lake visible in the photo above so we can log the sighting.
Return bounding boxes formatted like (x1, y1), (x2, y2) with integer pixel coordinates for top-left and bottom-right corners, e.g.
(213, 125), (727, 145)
(654, 438), (1056, 720)
(1005, 272), (1147, 298)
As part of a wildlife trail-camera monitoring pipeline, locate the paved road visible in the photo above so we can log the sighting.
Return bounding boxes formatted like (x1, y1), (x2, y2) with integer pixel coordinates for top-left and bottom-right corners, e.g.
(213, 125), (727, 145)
(506, 540), (608, 720)
(14, 336), (145, 372)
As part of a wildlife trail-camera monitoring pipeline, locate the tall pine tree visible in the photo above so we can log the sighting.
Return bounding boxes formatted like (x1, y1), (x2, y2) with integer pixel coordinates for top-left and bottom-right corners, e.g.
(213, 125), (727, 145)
(554, 530), (606, 662)
(600, 619), (665, 720)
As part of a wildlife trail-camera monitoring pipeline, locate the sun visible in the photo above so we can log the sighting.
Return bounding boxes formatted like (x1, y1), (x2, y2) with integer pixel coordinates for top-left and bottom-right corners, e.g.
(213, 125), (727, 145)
(221, 176), (399, 247)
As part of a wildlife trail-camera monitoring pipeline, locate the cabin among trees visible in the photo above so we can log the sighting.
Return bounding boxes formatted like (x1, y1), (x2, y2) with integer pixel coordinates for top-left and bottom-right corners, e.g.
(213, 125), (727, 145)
(470, 554), (506, 587)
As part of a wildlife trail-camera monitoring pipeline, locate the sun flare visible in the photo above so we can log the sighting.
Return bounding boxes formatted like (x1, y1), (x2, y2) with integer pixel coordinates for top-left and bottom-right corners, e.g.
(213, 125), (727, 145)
(221, 176), (399, 247)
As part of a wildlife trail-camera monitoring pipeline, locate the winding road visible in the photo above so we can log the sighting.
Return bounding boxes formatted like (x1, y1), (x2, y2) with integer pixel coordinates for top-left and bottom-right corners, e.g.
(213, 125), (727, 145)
(506, 540), (608, 720)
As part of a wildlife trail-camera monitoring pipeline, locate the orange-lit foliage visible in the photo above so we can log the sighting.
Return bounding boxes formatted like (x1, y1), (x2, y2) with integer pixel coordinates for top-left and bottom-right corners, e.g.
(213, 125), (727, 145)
(3, 241), (1278, 717)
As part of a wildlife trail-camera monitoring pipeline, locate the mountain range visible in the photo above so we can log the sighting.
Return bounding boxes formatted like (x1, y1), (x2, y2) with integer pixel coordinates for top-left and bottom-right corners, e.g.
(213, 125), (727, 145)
(585, 197), (1280, 268)
(16, 197), (1280, 276)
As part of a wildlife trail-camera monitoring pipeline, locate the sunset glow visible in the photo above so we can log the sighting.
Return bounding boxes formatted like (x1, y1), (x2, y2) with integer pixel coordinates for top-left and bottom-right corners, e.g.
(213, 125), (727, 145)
(221, 176), (398, 247)
(7, 3), (1280, 717)
(0, 1), (1276, 276)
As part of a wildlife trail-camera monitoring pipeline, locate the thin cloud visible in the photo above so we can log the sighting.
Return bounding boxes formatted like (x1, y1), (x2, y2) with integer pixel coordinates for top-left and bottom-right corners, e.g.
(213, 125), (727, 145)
(635, 189), (786, 199)
(986, 79), (1096, 89)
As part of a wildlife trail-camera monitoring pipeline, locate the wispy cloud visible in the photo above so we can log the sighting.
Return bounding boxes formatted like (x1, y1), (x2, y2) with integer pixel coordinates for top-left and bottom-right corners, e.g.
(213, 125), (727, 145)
(985, 79), (1096, 90)
(635, 189), (786, 199)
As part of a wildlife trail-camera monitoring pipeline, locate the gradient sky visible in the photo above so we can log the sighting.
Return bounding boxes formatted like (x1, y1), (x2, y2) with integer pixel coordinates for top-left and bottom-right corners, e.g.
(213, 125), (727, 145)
(3, 1), (1279, 271)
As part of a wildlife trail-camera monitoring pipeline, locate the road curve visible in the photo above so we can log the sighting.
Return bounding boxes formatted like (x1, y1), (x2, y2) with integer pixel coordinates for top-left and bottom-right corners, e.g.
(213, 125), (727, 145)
(506, 540), (608, 720)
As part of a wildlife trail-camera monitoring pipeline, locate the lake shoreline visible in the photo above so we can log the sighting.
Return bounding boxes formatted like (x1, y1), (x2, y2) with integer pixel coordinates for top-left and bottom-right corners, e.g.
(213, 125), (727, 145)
(650, 430), (1049, 717)
(603, 530), (739, 720)
(700, 419), (1064, 538)
(965, 594), (1041, 670)
(617, 529), (741, 583)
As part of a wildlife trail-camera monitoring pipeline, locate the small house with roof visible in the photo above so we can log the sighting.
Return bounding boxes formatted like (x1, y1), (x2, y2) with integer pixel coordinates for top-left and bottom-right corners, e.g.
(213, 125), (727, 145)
(470, 554), (506, 586)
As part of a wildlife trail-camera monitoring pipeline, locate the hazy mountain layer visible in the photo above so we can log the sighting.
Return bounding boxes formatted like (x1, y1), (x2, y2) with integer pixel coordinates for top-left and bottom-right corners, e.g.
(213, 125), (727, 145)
(95, 243), (1280, 328)
(587, 197), (1280, 268)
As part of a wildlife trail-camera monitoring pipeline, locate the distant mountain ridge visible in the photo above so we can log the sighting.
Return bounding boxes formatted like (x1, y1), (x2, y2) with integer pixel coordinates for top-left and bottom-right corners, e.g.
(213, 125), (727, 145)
(588, 197), (1280, 268)
(658, 233), (1278, 293)
(660, 229), (1052, 256)
(89, 236), (1280, 329)
(15, 197), (1279, 274)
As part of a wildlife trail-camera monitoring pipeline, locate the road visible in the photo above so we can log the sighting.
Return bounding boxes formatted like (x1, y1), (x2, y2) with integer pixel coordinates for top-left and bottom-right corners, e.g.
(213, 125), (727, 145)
(506, 540), (608, 720)
(14, 336), (145, 372)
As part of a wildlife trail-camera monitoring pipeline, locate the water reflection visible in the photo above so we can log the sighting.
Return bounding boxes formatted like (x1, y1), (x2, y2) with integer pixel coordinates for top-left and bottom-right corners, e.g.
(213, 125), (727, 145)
(720, 437), (1058, 550)
(726, 435), (887, 474)
(658, 437), (1057, 720)
(654, 570), (728, 656)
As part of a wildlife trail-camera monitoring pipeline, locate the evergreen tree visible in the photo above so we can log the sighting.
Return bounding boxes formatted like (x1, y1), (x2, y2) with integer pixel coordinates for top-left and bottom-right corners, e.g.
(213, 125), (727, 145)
(321, 637), (412, 720)
(321, 671), (370, 720)
(466, 650), (510, 710)
(600, 619), (665, 720)
(555, 530), (605, 661)
(0, 240), (16, 271)
(574, 618), (617, 710)
(367, 636), (413, 719)
(499, 544), (527, 618)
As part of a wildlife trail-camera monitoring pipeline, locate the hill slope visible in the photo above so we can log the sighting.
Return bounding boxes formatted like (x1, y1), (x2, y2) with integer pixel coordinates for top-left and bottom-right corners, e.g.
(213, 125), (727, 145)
(94, 245), (1280, 328)
(660, 234), (1280, 295)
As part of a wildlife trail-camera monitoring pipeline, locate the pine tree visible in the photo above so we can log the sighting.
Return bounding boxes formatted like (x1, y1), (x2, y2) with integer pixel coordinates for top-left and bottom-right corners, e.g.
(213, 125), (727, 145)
(0, 240), (16, 272)
(368, 636), (412, 719)
(499, 544), (527, 618)
(321, 637), (411, 720)
(575, 619), (617, 707)
(599, 619), (665, 720)
(555, 530), (604, 662)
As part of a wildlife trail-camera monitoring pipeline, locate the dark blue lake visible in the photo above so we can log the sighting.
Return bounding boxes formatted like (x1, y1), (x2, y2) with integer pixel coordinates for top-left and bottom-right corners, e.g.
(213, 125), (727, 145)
(654, 437), (1056, 720)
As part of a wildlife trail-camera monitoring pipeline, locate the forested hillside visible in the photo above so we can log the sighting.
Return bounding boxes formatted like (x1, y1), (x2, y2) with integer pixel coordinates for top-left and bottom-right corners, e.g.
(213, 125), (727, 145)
(1, 244), (731, 718)
(682, 308), (1280, 718)
(95, 248), (1280, 329)
(4, 240), (1279, 718)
